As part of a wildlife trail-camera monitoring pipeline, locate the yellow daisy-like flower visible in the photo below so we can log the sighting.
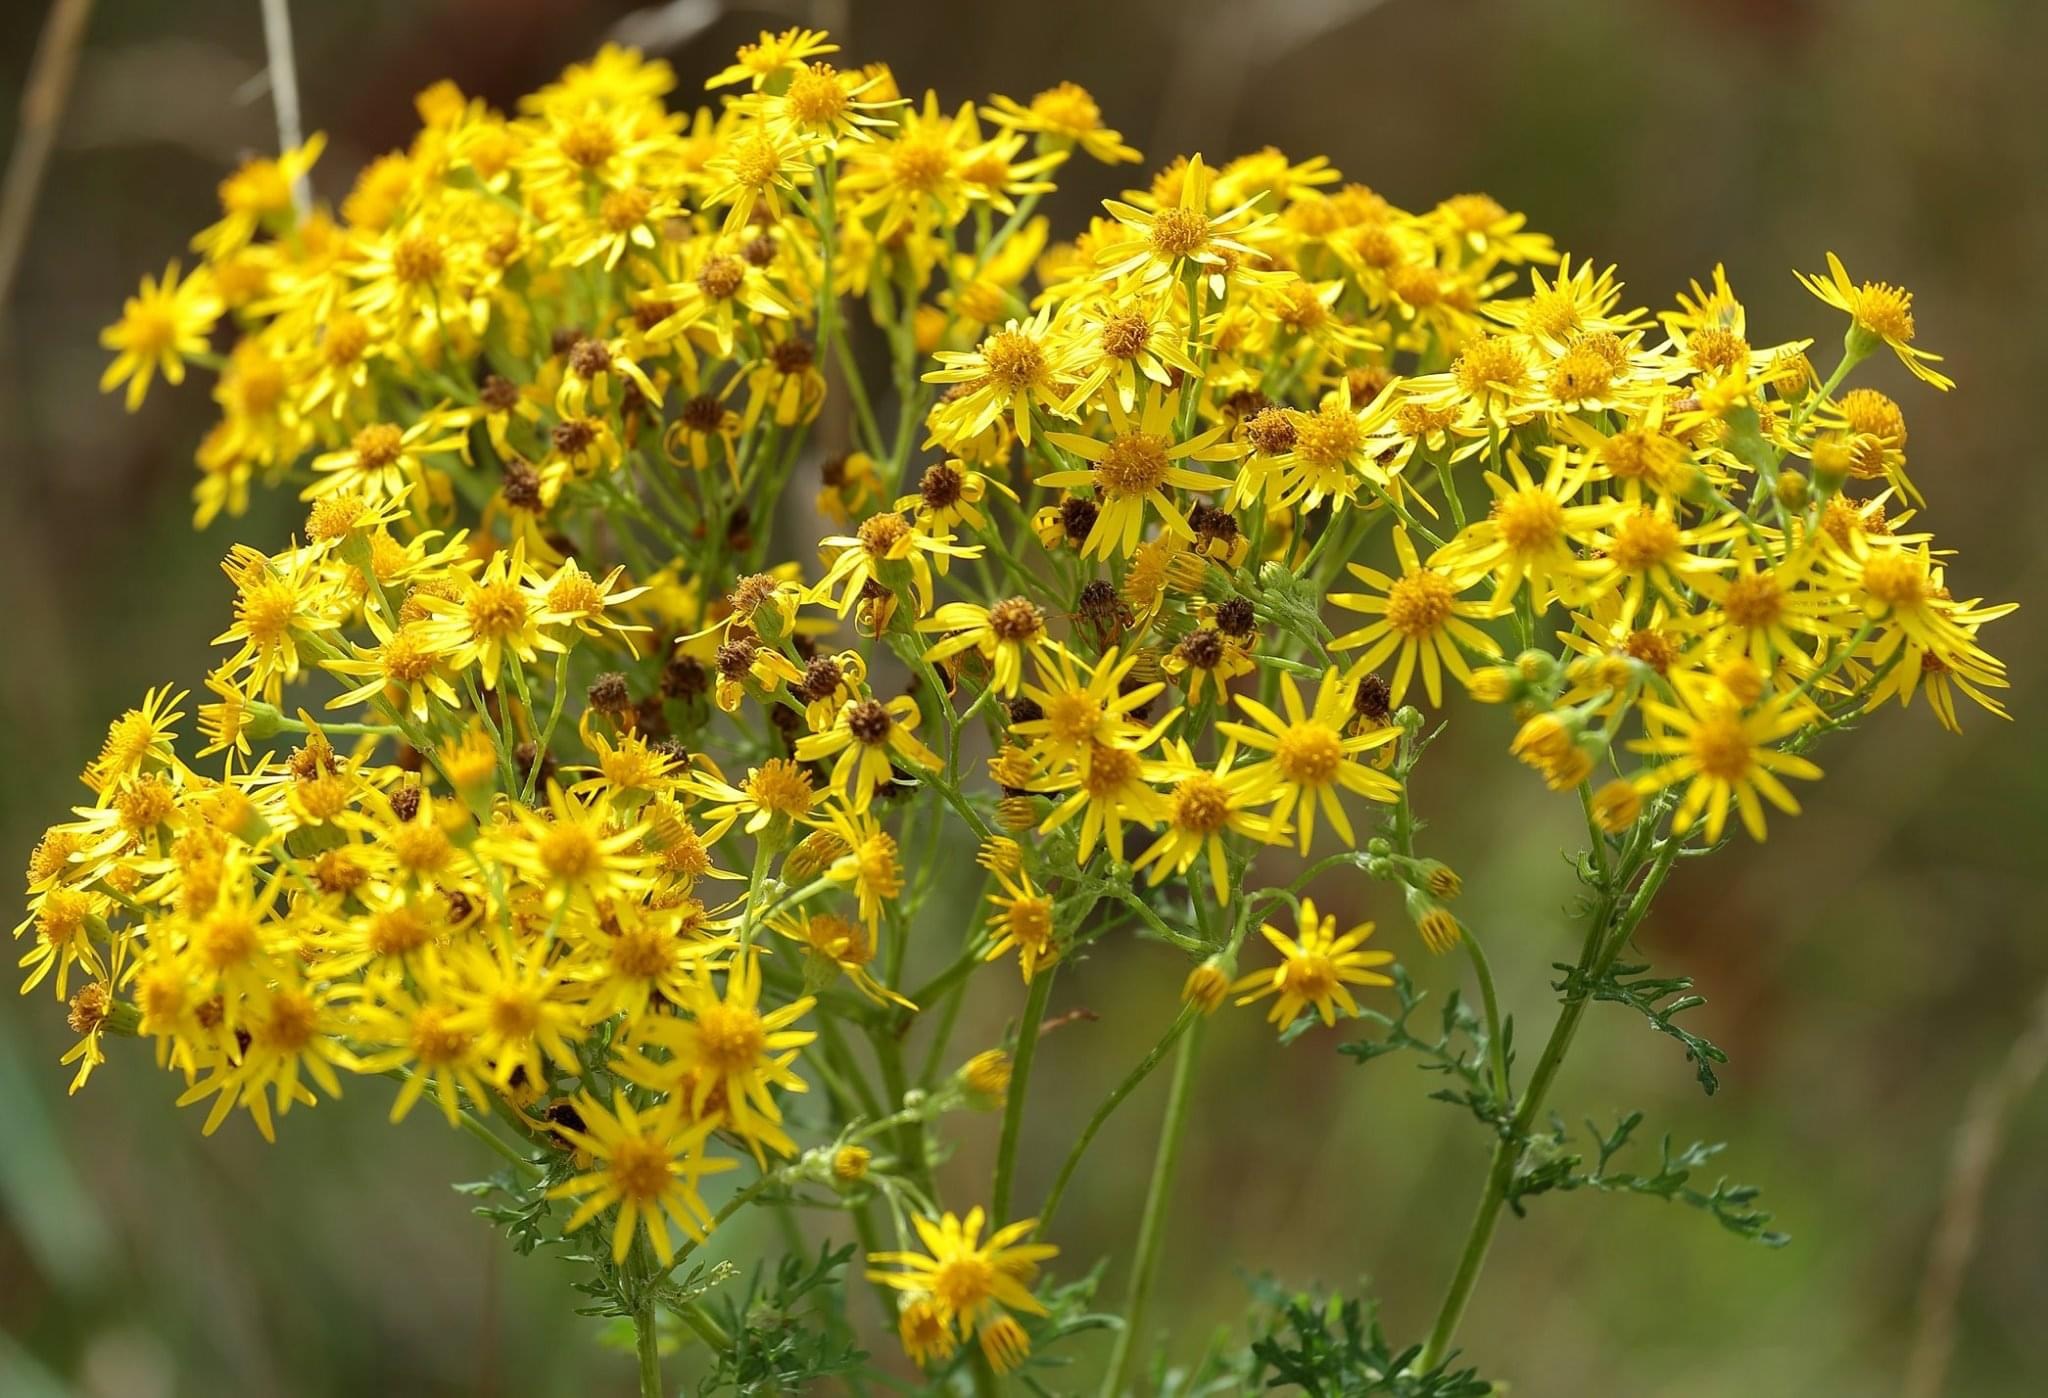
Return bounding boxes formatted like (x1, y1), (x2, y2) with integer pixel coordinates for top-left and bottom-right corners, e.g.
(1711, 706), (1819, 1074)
(617, 952), (816, 1163)
(983, 867), (1058, 983)
(1330, 528), (1501, 707)
(867, 1207), (1060, 1374)
(1795, 250), (1953, 390)
(1010, 644), (1164, 769)
(1131, 740), (1279, 899)
(982, 83), (1140, 165)
(99, 261), (222, 410)
(1040, 390), (1241, 559)
(1630, 696), (1820, 842)
(1231, 897), (1394, 1027)
(484, 783), (653, 910)
(547, 1093), (734, 1265)
(794, 694), (941, 811)
(918, 597), (1050, 697)
(1219, 669), (1400, 853)
(923, 306), (1071, 447)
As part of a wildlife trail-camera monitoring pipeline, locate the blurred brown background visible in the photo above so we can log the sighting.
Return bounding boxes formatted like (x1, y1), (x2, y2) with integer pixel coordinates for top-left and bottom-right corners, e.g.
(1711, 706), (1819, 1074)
(2, 1), (2043, 1394)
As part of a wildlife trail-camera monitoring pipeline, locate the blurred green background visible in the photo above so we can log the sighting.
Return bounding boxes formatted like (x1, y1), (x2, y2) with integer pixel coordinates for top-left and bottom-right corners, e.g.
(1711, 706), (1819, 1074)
(2, 1), (2042, 1393)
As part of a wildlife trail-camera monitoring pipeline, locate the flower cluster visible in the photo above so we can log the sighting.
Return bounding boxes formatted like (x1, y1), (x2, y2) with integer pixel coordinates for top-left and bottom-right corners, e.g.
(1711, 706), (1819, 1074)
(34, 26), (2013, 1388)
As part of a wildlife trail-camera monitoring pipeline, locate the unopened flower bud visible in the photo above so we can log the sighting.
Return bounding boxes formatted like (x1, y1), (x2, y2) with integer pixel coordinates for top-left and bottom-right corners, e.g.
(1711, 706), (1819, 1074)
(961, 1049), (1011, 1107)
(1591, 778), (1642, 833)
(1182, 957), (1232, 1013)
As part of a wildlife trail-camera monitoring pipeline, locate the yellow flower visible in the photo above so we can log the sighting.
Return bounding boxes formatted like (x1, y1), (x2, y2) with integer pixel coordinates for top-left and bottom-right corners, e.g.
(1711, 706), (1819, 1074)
(1330, 528), (1500, 707)
(794, 694), (941, 811)
(1097, 153), (1274, 298)
(616, 951), (815, 1163)
(547, 1093), (734, 1265)
(1131, 740), (1279, 898)
(924, 306), (1072, 446)
(1011, 645), (1163, 769)
(918, 597), (1050, 697)
(983, 867), (1058, 982)
(1040, 389), (1241, 559)
(1795, 250), (1953, 389)
(868, 1207), (1059, 1371)
(1231, 897), (1394, 1027)
(1630, 696), (1820, 842)
(99, 262), (221, 410)
(983, 83), (1140, 165)
(1218, 669), (1400, 853)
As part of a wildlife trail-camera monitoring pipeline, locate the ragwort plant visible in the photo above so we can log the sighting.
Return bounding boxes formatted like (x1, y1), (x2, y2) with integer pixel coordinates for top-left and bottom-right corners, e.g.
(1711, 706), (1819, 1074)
(31, 26), (2017, 1395)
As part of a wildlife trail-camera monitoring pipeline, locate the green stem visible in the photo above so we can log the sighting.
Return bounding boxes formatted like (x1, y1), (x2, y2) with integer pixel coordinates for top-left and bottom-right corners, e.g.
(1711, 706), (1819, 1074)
(1413, 831), (1681, 1372)
(635, 1296), (663, 1398)
(1037, 1005), (1196, 1234)
(991, 965), (1057, 1225)
(1101, 1015), (1205, 1398)
(1458, 927), (1510, 1104)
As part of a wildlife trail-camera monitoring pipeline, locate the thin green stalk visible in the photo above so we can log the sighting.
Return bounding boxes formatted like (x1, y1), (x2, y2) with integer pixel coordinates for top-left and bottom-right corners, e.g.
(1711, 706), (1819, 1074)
(1037, 1005), (1196, 1233)
(1414, 830), (1681, 1372)
(992, 965), (1057, 1225)
(635, 1296), (663, 1398)
(1101, 1015), (1205, 1398)
(1458, 927), (1510, 1104)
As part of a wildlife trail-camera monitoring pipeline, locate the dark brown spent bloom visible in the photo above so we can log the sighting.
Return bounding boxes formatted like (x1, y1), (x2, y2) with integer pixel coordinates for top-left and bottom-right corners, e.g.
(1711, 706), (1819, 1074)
(680, 394), (725, 433)
(479, 374), (521, 412)
(1177, 628), (1226, 669)
(619, 380), (647, 419)
(397, 744), (424, 773)
(918, 461), (965, 510)
(446, 890), (475, 923)
(819, 454), (849, 488)
(1353, 671), (1392, 723)
(501, 457), (543, 510)
(1076, 579), (1122, 625)
(1244, 406), (1299, 456)
(566, 337), (612, 378)
(662, 655), (710, 700)
(1188, 502), (1239, 544)
(651, 738), (690, 765)
(1214, 596), (1257, 637)
(798, 655), (845, 702)
(1059, 495), (1099, 543)
(715, 636), (760, 679)
(987, 597), (1044, 642)
(388, 785), (422, 823)
(588, 672), (632, 713)
(632, 298), (677, 332)
(725, 508), (754, 552)
(634, 698), (672, 738)
(543, 1099), (587, 1138)
(844, 698), (892, 745)
(769, 337), (815, 373)
(552, 418), (597, 455)
(549, 326), (586, 357)
(743, 233), (777, 267)
(1007, 696), (1044, 726)
(1219, 387), (1273, 424)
